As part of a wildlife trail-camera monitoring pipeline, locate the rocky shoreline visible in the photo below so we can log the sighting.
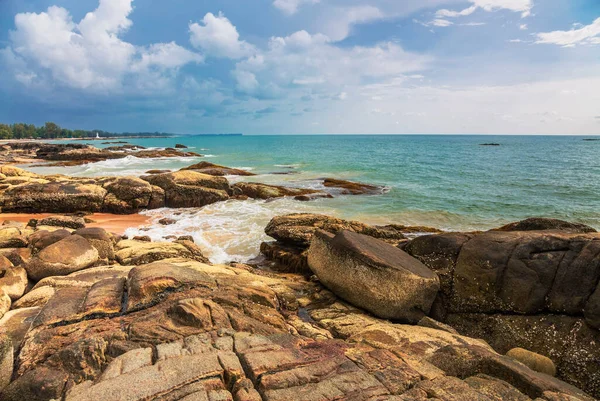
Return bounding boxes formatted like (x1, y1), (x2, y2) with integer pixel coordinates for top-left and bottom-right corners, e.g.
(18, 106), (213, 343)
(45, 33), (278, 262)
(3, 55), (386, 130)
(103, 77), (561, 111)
(0, 150), (597, 400)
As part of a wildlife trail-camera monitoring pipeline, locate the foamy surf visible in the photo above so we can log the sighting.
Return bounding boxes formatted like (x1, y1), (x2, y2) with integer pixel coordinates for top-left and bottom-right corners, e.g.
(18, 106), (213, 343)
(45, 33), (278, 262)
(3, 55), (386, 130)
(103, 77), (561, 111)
(124, 198), (337, 264)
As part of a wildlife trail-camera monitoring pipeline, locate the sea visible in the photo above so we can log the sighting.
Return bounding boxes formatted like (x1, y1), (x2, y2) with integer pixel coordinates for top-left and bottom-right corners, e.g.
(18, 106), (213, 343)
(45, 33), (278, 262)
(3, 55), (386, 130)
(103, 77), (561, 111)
(27, 135), (600, 264)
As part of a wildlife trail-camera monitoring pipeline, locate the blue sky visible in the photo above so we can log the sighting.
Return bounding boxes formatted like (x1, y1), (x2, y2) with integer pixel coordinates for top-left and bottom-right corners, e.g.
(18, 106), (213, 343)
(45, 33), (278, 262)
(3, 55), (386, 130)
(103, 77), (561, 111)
(0, 0), (599, 134)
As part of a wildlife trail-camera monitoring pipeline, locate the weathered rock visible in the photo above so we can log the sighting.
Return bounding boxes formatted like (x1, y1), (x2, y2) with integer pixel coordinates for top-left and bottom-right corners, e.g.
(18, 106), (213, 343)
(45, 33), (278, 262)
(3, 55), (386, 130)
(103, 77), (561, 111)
(142, 170), (230, 208)
(445, 313), (600, 398)
(1, 182), (107, 213)
(182, 161), (256, 176)
(265, 213), (407, 247)
(12, 286), (56, 309)
(0, 256), (27, 300)
(231, 182), (312, 200)
(25, 235), (99, 281)
(115, 239), (208, 265)
(37, 215), (86, 230)
(308, 230), (439, 322)
(29, 229), (72, 253)
(74, 227), (115, 260)
(0, 334), (12, 391)
(158, 217), (177, 225)
(0, 292), (10, 319)
(260, 241), (309, 273)
(322, 178), (384, 195)
(175, 143), (188, 148)
(0, 226), (28, 248)
(101, 176), (155, 213)
(494, 218), (596, 234)
(507, 348), (557, 377)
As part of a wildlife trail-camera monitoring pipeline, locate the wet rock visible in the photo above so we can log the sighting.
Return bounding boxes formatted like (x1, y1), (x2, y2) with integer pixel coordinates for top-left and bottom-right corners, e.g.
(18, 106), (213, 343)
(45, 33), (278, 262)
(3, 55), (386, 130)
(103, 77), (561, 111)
(232, 182), (320, 200)
(142, 170), (230, 208)
(507, 348), (557, 377)
(175, 143), (188, 149)
(307, 230), (439, 322)
(260, 241), (309, 274)
(144, 169), (171, 174)
(322, 178), (384, 195)
(25, 235), (99, 281)
(182, 161), (256, 176)
(159, 217), (177, 225)
(38, 215), (86, 229)
(493, 218), (596, 234)
(294, 192), (334, 202)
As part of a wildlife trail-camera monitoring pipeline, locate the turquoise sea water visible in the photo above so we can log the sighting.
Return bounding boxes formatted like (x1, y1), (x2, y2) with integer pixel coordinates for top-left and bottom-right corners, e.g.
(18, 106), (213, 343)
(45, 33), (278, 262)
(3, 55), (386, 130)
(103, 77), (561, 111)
(29, 135), (600, 262)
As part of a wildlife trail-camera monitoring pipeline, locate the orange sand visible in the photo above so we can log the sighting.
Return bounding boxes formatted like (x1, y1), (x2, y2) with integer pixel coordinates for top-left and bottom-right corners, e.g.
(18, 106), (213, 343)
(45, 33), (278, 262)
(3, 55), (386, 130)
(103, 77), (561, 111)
(0, 213), (150, 235)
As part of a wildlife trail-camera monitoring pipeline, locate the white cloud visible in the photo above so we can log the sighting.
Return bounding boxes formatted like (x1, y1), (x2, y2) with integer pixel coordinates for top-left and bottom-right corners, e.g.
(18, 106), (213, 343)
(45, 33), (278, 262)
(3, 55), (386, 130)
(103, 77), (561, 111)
(232, 30), (430, 97)
(321, 6), (385, 41)
(431, 19), (454, 27)
(189, 12), (255, 59)
(519, 24), (528, 30)
(436, 0), (533, 20)
(5, 0), (202, 92)
(272, 0), (320, 15)
(535, 17), (600, 47)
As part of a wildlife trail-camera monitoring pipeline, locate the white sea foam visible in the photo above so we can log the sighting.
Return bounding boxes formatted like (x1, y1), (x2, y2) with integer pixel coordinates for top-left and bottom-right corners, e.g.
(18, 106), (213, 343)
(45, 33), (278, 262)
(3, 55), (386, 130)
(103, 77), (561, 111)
(124, 198), (337, 264)
(274, 164), (301, 168)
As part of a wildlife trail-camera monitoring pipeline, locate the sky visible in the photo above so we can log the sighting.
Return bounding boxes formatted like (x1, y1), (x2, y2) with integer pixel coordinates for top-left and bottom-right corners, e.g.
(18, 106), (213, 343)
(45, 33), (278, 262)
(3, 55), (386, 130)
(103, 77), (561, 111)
(0, 0), (599, 135)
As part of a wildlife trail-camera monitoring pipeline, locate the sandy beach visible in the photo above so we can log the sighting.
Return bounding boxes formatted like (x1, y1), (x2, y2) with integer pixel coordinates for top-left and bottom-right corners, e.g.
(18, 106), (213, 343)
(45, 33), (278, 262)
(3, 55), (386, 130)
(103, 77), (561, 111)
(0, 212), (150, 234)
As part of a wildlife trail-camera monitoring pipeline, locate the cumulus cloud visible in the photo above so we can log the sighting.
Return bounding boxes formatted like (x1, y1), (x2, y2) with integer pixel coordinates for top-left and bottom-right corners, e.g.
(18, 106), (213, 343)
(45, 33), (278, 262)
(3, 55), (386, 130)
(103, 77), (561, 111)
(436, 0), (533, 20)
(535, 17), (600, 47)
(272, 0), (320, 15)
(3, 0), (202, 92)
(232, 29), (430, 98)
(189, 12), (255, 59)
(320, 6), (385, 41)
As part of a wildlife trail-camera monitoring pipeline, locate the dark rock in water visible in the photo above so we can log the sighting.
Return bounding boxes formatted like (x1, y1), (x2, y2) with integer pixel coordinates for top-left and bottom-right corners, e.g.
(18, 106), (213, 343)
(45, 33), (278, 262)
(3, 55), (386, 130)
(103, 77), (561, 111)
(480, 143), (501, 146)
(175, 143), (188, 148)
(132, 235), (152, 242)
(583, 138), (600, 141)
(177, 235), (194, 242)
(181, 161), (255, 176)
(322, 178), (383, 195)
(294, 192), (334, 202)
(493, 217), (596, 233)
(144, 169), (171, 174)
(231, 182), (321, 200)
(158, 218), (177, 226)
(307, 230), (440, 322)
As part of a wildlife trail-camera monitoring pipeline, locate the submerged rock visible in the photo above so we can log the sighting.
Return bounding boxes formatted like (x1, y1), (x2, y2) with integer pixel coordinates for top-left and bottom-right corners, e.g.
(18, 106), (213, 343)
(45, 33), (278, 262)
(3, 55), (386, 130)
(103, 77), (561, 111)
(308, 230), (440, 322)
(322, 178), (385, 195)
(232, 182), (323, 200)
(181, 161), (256, 176)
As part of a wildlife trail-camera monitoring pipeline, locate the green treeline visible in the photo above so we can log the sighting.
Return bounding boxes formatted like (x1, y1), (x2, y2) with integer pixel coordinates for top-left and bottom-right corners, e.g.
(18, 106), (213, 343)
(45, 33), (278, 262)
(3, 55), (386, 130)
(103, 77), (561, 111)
(0, 122), (173, 139)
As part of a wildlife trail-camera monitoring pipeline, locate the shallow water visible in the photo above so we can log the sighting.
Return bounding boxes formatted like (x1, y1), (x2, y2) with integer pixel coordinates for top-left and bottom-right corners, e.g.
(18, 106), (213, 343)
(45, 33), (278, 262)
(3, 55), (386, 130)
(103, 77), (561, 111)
(28, 135), (600, 263)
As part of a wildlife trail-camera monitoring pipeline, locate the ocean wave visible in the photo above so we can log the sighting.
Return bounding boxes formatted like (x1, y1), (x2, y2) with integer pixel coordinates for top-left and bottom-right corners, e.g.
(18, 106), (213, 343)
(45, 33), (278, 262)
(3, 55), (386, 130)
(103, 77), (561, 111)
(274, 164), (301, 168)
(124, 198), (337, 264)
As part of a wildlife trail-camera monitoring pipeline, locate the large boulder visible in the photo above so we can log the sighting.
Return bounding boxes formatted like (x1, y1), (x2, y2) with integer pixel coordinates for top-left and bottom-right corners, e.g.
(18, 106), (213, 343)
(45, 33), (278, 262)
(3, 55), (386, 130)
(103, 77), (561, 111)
(25, 235), (99, 281)
(494, 218), (596, 233)
(73, 227), (115, 260)
(141, 170), (230, 208)
(265, 213), (406, 247)
(114, 239), (209, 265)
(101, 176), (155, 213)
(307, 230), (439, 322)
(1, 182), (107, 213)
(37, 215), (85, 230)
(322, 178), (384, 195)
